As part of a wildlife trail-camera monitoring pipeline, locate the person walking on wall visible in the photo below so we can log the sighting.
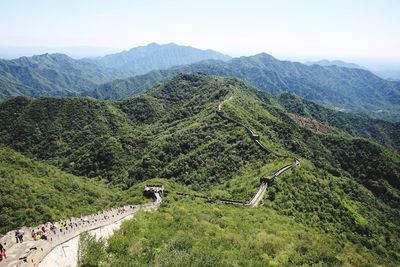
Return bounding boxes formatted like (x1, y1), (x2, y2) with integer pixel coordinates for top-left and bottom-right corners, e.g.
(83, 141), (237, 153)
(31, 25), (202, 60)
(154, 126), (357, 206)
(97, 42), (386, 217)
(0, 243), (6, 261)
(15, 228), (24, 243)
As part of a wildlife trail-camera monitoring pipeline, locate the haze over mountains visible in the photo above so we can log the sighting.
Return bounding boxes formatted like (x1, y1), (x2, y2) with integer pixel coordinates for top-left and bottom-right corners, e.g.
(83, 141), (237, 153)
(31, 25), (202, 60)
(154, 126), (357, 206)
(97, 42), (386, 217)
(305, 59), (367, 70)
(85, 42), (231, 75)
(0, 45), (120, 60)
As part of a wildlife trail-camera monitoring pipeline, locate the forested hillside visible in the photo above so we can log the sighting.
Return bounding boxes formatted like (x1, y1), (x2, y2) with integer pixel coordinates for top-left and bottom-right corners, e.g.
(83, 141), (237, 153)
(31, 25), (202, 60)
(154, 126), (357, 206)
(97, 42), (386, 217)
(1, 74), (399, 264)
(0, 53), (127, 99)
(0, 43), (231, 101)
(2, 49), (399, 122)
(0, 147), (129, 233)
(276, 93), (400, 151)
(95, 53), (400, 121)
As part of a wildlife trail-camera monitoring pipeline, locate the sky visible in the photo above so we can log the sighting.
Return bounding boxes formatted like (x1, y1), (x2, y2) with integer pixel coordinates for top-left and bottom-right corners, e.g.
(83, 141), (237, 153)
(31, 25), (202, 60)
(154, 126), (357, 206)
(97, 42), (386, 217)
(0, 0), (399, 63)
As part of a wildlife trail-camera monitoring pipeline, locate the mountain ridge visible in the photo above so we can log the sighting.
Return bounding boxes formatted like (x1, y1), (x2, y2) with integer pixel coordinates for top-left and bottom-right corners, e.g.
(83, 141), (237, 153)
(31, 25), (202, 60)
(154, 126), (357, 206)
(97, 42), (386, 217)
(305, 59), (367, 70)
(0, 43), (231, 100)
(0, 53), (128, 99)
(94, 53), (400, 121)
(86, 42), (231, 74)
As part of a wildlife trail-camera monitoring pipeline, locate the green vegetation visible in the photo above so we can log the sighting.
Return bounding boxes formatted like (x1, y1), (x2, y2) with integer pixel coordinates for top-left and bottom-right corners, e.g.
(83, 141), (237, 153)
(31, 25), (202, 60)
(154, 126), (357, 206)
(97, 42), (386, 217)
(277, 93), (400, 151)
(0, 53), (127, 99)
(0, 146), (132, 234)
(79, 197), (396, 266)
(1, 74), (399, 264)
(2, 50), (399, 121)
(94, 54), (400, 121)
(79, 232), (108, 267)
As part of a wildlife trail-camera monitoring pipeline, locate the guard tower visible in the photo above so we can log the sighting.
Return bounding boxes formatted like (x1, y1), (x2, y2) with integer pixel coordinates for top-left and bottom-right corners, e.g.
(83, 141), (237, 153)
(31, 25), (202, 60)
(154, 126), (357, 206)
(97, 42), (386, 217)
(144, 184), (164, 195)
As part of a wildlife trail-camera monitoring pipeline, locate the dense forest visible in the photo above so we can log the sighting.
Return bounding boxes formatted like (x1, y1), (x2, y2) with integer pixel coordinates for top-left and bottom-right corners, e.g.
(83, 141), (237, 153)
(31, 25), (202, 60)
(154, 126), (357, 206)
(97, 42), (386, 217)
(0, 53), (127, 99)
(0, 74), (399, 265)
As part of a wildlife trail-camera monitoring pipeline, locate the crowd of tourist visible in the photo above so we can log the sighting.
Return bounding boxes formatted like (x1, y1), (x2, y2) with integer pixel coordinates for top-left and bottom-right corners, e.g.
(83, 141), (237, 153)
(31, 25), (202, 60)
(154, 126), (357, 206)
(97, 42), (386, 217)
(0, 205), (135, 263)
(31, 223), (57, 241)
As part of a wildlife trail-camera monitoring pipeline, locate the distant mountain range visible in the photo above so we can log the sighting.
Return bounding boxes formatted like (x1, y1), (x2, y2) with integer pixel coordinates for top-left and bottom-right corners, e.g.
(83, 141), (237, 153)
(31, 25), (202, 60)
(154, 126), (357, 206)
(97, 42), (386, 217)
(0, 53), (127, 99)
(0, 43), (231, 99)
(0, 44), (399, 121)
(306, 59), (400, 80)
(372, 69), (400, 81)
(85, 42), (231, 75)
(94, 53), (400, 121)
(305, 59), (367, 70)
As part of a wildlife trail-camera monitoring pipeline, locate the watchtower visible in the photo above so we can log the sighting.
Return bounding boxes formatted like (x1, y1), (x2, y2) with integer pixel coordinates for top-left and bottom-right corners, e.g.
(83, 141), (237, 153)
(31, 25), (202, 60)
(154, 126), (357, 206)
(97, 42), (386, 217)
(144, 184), (164, 195)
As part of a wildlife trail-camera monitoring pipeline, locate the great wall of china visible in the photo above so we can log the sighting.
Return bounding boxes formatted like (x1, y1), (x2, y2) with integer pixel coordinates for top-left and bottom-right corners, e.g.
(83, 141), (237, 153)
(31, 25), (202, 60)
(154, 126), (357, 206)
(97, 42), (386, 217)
(216, 95), (300, 206)
(0, 95), (299, 266)
(0, 194), (162, 267)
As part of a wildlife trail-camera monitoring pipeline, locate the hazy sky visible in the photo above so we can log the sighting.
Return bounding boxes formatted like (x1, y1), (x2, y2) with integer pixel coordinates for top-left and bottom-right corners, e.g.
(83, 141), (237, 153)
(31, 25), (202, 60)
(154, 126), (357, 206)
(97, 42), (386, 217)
(1, 0), (399, 62)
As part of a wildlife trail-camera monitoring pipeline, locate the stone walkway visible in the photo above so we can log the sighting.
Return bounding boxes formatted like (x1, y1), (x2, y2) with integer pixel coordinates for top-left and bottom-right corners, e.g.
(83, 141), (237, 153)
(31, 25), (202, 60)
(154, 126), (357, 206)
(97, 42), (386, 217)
(217, 96), (300, 206)
(0, 194), (161, 267)
(0, 94), (300, 266)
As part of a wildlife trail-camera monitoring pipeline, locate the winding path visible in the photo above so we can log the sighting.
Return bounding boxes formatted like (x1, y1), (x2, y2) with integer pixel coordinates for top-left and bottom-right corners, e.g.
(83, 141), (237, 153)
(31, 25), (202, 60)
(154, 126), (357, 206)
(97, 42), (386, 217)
(217, 95), (300, 206)
(1, 95), (299, 266)
(248, 160), (300, 207)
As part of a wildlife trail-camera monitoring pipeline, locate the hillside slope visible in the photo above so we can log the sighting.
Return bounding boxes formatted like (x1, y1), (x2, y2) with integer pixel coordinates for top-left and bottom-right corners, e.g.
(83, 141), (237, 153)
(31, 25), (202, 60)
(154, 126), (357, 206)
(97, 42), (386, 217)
(80, 198), (395, 266)
(0, 147), (128, 234)
(86, 42), (231, 74)
(0, 53), (127, 99)
(1, 74), (399, 263)
(95, 53), (400, 121)
(276, 93), (400, 151)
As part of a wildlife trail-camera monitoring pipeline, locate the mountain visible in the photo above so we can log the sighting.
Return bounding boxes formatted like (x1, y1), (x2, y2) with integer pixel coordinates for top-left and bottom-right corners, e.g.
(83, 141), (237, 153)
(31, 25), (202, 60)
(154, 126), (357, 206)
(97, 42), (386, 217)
(0, 53), (128, 99)
(277, 93), (400, 151)
(0, 44), (231, 100)
(95, 53), (400, 121)
(1, 74), (399, 265)
(305, 59), (367, 70)
(2, 50), (398, 122)
(86, 42), (231, 74)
